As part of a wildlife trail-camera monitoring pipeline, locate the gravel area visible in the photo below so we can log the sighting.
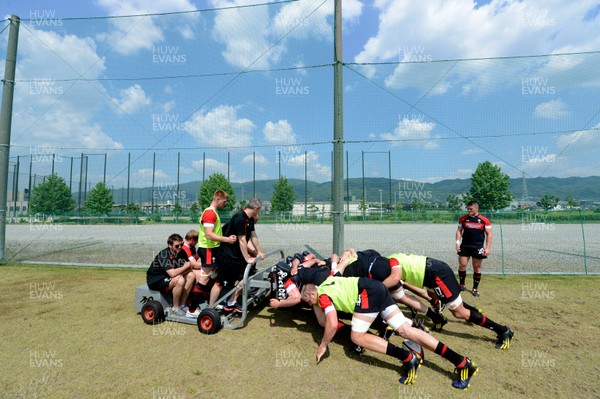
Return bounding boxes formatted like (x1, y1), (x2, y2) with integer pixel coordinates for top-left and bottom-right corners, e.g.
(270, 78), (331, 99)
(5, 222), (599, 274)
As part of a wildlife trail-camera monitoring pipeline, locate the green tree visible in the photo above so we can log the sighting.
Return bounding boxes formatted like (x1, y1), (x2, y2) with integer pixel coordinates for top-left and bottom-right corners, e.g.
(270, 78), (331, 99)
(565, 194), (578, 208)
(126, 203), (142, 217)
(83, 182), (114, 215)
(271, 176), (296, 212)
(172, 202), (182, 220)
(536, 195), (560, 210)
(237, 199), (248, 210)
(189, 201), (200, 223)
(446, 193), (463, 211)
(307, 204), (319, 219)
(467, 161), (513, 210)
(395, 202), (404, 216)
(148, 213), (162, 223)
(358, 198), (368, 217)
(29, 173), (75, 214)
(198, 173), (236, 211)
(410, 198), (423, 210)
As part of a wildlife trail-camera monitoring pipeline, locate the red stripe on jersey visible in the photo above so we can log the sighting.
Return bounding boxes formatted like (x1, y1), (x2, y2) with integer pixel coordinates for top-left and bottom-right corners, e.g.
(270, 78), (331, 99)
(435, 276), (453, 298)
(360, 288), (369, 309)
(318, 294), (333, 312)
(464, 222), (485, 230)
(389, 258), (400, 267)
(388, 260), (395, 270)
(283, 279), (296, 290)
(182, 244), (193, 258)
(202, 209), (217, 224)
(478, 215), (492, 226)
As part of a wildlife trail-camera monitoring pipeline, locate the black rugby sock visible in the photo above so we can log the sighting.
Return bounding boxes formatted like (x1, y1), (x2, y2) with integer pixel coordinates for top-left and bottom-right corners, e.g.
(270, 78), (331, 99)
(386, 343), (412, 362)
(434, 342), (464, 366)
(473, 272), (481, 290)
(463, 302), (478, 312)
(468, 309), (507, 333)
(458, 270), (467, 286)
(426, 308), (443, 323)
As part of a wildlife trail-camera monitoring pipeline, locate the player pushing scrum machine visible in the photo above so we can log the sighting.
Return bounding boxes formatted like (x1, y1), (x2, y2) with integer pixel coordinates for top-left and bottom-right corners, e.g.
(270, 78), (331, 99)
(301, 277), (479, 389)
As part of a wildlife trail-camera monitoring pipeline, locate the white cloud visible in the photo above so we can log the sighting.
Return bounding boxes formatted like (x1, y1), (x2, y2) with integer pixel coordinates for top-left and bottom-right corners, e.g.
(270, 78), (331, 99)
(111, 84), (151, 114)
(383, 62), (454, 93)
(242, 152), (268, 166)
(380, 117), (437, 149)
(179, 166), (195, 175)
(356, 1), (600, 93)
(518, 153), (568, 178)
(178, 25), (195, 40)
(11, 28), (123, 151)
(263, 120), (296, 144)
(523, 153), (557, 166)
(254, 172), (269, 181)
(286, 150), (330, 181)
(135, 168), (168, 182)
(556, 124), (600, 153)
(211, 0), (362, 69)
(462, 148), (483, 155)
(162, 100), (176, 113)
(455, 168), (473, 177)
(271, 0), (362, 41)
(211, 2), (277, 69)
(95, 0), (198, 55)
(184, 104), (255, 147)
(513, 123), (600, 178)
(356, 1), (600, 63)
(96, 17), (164, 55)
(423, 140), (440, 150)
(191, 158), (234, 179)
(534, 99), (569, 119)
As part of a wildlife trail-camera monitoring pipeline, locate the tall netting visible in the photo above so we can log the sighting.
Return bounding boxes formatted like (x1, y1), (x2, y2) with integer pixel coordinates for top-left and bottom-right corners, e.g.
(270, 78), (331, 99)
(341, 54), (600, 274)
(1, 2), (599, 273)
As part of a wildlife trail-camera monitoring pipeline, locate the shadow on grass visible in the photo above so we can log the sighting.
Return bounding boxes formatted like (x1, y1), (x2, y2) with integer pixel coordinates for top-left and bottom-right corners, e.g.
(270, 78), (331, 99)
(421, 358), (456, 381)
(261, 305), (493, 381)
(262, 305), (316, 331)
(432, 321), (497, 345)
(223, 296), (280, 330)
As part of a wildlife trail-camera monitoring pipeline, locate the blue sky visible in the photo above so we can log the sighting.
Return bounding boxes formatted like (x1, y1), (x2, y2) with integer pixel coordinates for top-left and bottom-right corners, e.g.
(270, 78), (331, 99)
(2, 0), (600, 194)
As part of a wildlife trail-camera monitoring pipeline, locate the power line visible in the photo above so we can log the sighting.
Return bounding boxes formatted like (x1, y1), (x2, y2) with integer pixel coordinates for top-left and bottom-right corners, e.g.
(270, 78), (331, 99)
(14, 50), (600, 84)
(14, 64), (333, 83)
(347, 50), (600, 66)
(19, 0), (299, 21)
(0, 21), (10, 35)
(7, 126), (599, 152)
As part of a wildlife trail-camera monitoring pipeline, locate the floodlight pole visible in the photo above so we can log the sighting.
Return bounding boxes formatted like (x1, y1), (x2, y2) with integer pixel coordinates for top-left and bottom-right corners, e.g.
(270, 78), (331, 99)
(332, 0), (344, 255)
(0, 15), (20, 261)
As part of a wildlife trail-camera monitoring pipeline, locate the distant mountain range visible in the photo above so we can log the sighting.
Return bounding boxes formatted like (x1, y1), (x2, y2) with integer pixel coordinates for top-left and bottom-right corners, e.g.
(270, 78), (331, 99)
(103, 176), (600, 206)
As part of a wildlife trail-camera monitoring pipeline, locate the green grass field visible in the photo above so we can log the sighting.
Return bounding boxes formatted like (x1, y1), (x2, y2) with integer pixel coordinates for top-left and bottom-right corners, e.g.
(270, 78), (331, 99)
(1, 265), (599, 399)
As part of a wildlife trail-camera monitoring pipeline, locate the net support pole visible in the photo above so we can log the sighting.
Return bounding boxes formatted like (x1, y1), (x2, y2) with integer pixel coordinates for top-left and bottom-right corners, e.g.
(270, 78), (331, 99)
(332, 0), (344, 255)
(126, 152), (131, 205)
(0, 15), (20, 261)
(580, 210), (588, 274)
